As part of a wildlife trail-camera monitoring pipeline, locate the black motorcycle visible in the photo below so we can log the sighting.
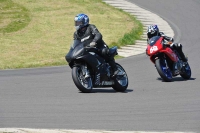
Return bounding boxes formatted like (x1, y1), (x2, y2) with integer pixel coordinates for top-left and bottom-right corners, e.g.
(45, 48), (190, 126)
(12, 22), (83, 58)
(66, 39), (128, 93)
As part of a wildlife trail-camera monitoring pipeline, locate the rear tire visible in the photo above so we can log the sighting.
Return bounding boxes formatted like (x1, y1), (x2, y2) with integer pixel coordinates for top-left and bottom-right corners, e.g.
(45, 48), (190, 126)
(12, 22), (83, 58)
(72, 66), (93, 93)
(155, 58), (172, 82)
(180, 62), (191, 79)
(112, 63), (128, 92)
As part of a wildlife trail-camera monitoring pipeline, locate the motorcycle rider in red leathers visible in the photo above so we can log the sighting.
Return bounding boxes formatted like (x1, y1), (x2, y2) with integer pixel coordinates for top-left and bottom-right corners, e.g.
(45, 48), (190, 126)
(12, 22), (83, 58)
(146, 24), (188, 75)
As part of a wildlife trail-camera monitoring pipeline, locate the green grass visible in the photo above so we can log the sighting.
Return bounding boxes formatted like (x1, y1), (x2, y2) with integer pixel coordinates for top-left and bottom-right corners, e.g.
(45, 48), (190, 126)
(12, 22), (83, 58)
(0, 0), (31, 33)
(109, 14), (143, 48)
(0, 0), (143, 69)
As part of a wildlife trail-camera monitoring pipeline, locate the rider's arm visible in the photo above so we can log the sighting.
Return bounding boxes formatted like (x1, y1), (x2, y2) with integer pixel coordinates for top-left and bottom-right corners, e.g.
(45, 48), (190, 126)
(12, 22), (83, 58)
(73, 32), (78, 40)
(159, 32), (174, 46)
(89, 24), (102, 43)
(159, 32), (174, 42)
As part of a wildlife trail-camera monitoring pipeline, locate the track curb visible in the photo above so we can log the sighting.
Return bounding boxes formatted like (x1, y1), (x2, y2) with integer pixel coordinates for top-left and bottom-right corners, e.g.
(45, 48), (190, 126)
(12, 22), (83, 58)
(103, 0), (174, 57)
(0, 128), (194, 133)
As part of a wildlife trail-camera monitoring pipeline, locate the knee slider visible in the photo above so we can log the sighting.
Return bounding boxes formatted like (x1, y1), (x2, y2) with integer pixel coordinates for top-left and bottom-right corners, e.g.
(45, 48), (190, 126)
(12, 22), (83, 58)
(175, 43), (182, 48)
(102, 48), (109, 56)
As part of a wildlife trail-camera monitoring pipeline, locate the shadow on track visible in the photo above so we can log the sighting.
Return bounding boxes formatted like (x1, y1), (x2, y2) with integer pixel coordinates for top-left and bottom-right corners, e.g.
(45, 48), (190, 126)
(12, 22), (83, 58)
(157, 77), (196, 82)
(78, 89), (133, 93)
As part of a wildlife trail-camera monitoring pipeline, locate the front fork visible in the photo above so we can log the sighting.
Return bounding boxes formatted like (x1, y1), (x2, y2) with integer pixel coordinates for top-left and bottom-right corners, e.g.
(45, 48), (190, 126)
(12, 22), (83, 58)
(164, 57), (169, 69)
(155, 55), (169, 69)
(81, 63), (90, 78)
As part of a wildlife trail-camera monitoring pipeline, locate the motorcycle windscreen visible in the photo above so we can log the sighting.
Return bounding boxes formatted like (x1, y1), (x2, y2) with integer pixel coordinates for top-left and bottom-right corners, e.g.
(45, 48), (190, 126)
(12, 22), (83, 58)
(71, 40), (82, 49)
(148, 36), (162, 46)
(147, 36), (163, 55)
(65, 40), (83, 62)
(71, 39), (93, 49)
(67, 39), (93, 61)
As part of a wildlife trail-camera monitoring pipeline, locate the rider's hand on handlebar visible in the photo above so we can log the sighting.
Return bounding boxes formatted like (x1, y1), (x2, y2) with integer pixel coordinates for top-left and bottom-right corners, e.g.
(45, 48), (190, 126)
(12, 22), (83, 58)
(164, 41), (173, 46)
(90, 42), (96, 47)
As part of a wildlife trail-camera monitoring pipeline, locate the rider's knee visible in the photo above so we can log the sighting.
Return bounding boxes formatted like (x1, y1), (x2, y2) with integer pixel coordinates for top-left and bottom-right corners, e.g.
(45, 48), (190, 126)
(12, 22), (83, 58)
(102, 48), (109, 56)
(174, 43), (182, 48)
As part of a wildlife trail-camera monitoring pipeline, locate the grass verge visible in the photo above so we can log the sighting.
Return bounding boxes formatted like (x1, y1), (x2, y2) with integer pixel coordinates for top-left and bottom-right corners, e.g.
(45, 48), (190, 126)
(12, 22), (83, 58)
(0, 0), (143, 69)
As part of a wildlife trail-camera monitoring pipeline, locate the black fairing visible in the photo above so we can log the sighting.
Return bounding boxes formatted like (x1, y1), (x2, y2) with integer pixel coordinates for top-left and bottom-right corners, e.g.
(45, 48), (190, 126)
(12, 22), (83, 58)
(66, 39), (105, 69)
(66, 39), (91, 64)
(78, 53), (105, 71)
(66, 39), (114, 87)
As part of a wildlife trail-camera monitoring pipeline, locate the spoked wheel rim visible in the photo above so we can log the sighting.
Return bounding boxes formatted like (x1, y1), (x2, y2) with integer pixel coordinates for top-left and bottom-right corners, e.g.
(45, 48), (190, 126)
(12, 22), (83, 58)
(76, 67), (92, 90)
(115, 65), (128, 87)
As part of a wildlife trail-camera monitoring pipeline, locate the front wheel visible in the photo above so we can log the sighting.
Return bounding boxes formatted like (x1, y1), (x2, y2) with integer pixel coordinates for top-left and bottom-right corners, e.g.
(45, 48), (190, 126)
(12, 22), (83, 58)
(112, 63), (128, 92)
(72, 66), (93, 93)
(155, 58), (172, 82)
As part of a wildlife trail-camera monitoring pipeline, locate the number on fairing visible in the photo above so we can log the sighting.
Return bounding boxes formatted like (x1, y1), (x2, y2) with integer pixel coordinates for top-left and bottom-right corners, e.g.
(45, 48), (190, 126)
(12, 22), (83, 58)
(150, 46), (158, 53)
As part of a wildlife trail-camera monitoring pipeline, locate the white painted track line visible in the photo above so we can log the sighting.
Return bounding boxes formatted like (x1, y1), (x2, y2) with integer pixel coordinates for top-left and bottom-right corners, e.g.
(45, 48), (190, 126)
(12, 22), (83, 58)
(0, 128), (195, 133)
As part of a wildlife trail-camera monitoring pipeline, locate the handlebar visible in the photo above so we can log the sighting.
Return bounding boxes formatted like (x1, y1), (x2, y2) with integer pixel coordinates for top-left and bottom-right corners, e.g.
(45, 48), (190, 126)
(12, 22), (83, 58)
(85, 46), (97, 49)
(84, 46), (97, 53)
(163, 41), (173, 46)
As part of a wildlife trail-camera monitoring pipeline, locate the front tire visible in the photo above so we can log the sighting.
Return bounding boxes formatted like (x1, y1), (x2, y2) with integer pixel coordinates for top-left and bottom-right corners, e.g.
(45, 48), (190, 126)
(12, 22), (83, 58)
(72, 66), (93, 93)
(112, 63), (128, 92)
(155, 58), (172, 82)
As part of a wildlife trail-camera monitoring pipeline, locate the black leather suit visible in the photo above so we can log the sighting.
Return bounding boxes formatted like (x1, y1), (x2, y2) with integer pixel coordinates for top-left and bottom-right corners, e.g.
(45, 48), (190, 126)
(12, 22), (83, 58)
(66, 24), (118, 71)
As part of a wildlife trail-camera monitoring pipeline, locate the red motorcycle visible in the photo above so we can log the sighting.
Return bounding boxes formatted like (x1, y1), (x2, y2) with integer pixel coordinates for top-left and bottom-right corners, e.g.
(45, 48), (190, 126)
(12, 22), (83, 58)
(146, 36), (191, 82)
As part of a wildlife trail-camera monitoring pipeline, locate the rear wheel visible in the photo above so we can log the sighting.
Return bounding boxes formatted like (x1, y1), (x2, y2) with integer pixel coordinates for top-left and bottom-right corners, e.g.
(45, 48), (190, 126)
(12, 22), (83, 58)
(72, 66), (93, 93)
(180, 62), (191, 79)
(112, 63), (128, 92)
(155, 58), (172, 82)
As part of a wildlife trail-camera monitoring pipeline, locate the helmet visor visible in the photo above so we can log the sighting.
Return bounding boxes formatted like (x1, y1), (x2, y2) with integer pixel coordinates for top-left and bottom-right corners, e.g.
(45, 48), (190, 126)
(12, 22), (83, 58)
(75, 21), (82, 26)
(147, 31), (158, 39)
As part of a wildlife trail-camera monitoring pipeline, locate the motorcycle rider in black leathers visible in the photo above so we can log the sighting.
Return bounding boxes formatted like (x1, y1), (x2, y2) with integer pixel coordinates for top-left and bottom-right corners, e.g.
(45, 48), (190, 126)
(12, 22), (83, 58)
(65, 13), (119, 77)
(146, 24), (188, 74)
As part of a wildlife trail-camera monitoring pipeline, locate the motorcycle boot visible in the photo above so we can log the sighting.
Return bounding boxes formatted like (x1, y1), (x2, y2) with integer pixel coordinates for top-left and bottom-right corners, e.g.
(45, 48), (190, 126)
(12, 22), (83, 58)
(178, 50), (188, 62)
(183, 57), (188, 66)
(102, 47), (119, 77)
(174, 43), (188, 62)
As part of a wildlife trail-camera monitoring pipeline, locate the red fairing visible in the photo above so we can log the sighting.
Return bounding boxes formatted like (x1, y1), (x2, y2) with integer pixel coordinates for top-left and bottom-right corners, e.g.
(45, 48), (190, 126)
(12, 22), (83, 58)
(146, 36), (178, 63)
(160, 47), (178, 62)
(147, 37), (163, 56)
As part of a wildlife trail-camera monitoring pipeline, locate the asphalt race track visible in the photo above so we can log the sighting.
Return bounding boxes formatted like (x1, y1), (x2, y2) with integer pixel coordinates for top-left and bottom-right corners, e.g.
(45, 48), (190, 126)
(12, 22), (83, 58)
(0, 0), (200, 132)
